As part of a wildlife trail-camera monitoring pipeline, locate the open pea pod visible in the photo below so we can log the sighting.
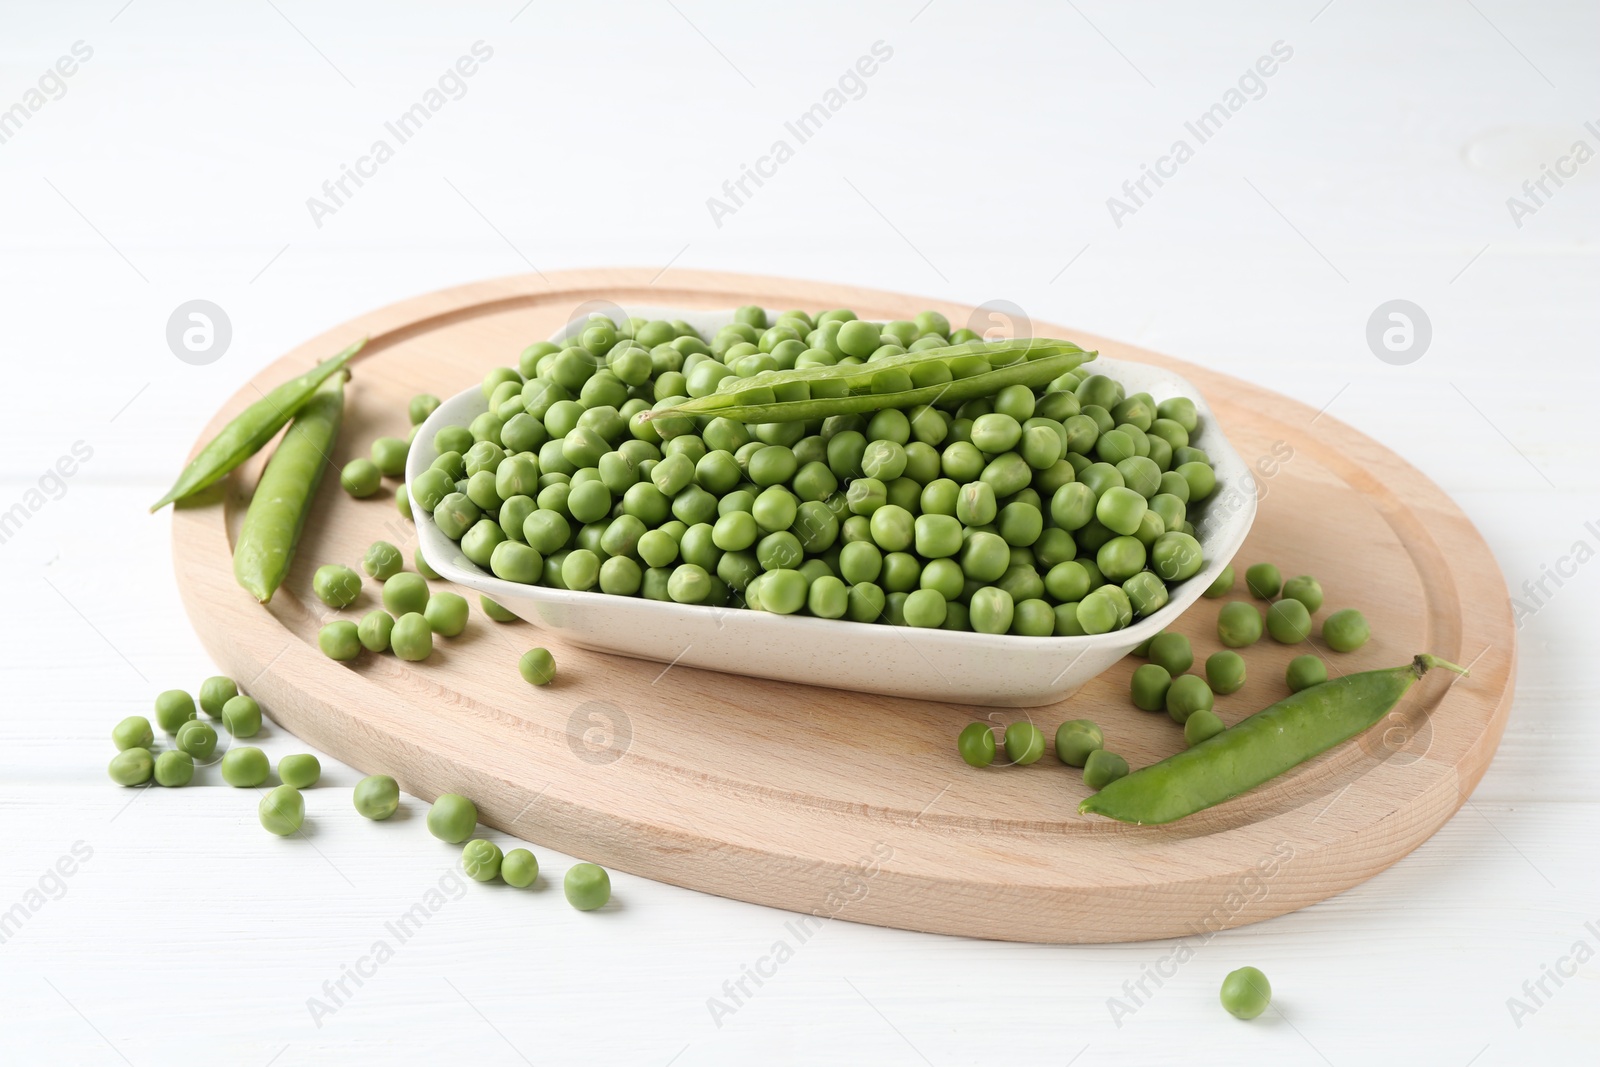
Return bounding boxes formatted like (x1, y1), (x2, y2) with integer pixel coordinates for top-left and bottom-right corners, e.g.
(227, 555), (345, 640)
(647, 338), (1094, 425)
(150, 337), (365, 512)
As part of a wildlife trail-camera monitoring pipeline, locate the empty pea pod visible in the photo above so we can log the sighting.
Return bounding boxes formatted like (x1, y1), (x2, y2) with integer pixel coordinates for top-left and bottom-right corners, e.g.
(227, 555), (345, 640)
(1080, 655), (1468, 824)
(642, 339), (1095, 425)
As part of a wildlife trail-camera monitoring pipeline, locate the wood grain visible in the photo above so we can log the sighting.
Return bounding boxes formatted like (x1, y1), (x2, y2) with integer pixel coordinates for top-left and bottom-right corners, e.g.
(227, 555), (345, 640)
(169, 269), (1516, 943)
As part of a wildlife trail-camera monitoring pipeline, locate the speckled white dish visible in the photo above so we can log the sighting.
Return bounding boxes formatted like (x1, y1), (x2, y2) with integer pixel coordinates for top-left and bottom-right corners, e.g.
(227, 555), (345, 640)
(409, 307), (1256, 707)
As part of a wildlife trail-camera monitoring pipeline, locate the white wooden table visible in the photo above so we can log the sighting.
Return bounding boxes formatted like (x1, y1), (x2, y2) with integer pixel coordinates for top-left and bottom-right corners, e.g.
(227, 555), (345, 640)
(3, 2), (1595, 1063)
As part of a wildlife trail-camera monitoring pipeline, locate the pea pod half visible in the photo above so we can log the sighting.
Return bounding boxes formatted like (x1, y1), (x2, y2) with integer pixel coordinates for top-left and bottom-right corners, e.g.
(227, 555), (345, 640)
(647, 338), (1094, 425)
(1079, 654), (1469, 825)
(150, 338), (365, 512)
(232, 372), (347, 603)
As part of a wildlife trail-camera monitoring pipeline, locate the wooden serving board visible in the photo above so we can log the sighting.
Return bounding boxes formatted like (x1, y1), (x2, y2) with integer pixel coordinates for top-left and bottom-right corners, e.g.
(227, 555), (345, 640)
(171, 269), (1515, 943)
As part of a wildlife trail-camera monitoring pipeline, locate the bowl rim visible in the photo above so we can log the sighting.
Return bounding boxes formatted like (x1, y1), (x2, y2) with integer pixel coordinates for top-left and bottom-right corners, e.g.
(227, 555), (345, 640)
(407, 307), (1258, 652)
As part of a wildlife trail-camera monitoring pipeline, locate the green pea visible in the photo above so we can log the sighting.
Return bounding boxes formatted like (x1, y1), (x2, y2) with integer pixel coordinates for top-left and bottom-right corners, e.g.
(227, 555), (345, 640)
(1083, 749), (1130, 790)
(279, 754), (321, 789)
(969, 586), (1015, 635)
(462, 839), (504, 882)
(313, 564), (362, 608)
(354, 774), (400, 820)
(359, 610), (396, 653)
(340, 458), (382, 498)
(1322, 608), (1370, 652)
(109, 747), (154, 786)
(1220, 966), (1272, 1020)
(1266, 598), (1313, 644)
(957, 722), (997, 767)
(1183, 708), (1225, 747)
(564, 862), (612, 911)
(198, 676), (238, 718)
(502, 848), (540, 888)
(1281, 574), (1323, 613)
(1004, 721), (1046, 765)
(1245, 563), (1282, 599)
(519, 647), (556, 685)
(427, 793), (477, 843)
(1055, 720), (1104, 767)
(319, 621), (362, 661)
(221, 695), (262, 737)
(1206, 651), (1247, 694)
(1165, 675), (1215, 724)
(154, 749), (194, 787)
(113, 715), (154, 751)
(410, 393), (442, 424)
(1150, 531), (1204, 581)
(1218, 602), (1264, 647)
(1147, 632), (1193, 676)
(175, 719), (218, 761)
(1130, 663), (1172, 712)
(1286, 654), (1328, 692)
(423, 592), (469, 638)
(259, 784), (304, 836)
(1203, 564), (1235, 598)
(391, 613), (433, 661)
(370, 436), (409, 477)
(221, 746), (270, 787)
(153, 689), (197, 733)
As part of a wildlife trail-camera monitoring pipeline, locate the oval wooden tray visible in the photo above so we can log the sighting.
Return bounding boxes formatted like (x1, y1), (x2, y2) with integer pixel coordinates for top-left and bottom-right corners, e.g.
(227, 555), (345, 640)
(171, 268), (1515, 943)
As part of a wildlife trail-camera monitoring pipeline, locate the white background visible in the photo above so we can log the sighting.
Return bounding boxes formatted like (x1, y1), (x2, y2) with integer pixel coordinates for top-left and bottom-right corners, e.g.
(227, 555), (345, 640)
(3, 1), (1597, 1064)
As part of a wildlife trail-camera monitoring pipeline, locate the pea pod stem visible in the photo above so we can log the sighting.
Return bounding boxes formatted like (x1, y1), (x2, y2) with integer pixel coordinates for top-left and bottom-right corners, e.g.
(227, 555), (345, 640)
(647, 338), (1094, 425)
(1080, 655), (1468, 825)
(232, 372), (347, 603)
(150, 338), (365, 512)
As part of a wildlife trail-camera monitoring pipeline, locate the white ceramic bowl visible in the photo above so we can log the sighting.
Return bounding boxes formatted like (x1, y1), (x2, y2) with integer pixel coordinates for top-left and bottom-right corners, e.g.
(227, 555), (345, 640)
(409, 307), (1256, 707)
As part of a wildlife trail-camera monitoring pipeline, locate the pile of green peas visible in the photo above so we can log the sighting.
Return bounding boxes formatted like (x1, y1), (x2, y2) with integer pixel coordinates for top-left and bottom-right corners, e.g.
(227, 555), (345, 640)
(956, 717), (1129, 791)
(414, 307), (1219, 636)
(107, 676), (265, 787)
(313, 544), (479, 663)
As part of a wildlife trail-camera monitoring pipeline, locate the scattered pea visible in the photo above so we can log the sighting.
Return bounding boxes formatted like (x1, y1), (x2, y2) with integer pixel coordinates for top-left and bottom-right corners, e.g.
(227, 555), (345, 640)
(109, 748), (154, 786)
(391, 613), (434, 662)
(1281, 574), (1324, 613)
(462, 839), (504, 882)
(564, 862), (612, 911)
(112, 715), (154, 751)
(958, 722), (997, 767)
(382, 572), (430, 616)
(370, 436), (409, 478)
(279, 754), (321, 789)
(424, 592), (469, 638)
(1203, 564), (1235, 598)
(1004, 721), (1046, 765)
(1217, 602), (1263, 647)
(1286, 654), (1328, 692)
(1147, 632), (1193, 676)
(480, 596), (518, 623)
(319, 621), (362, 661)
(354, 774), (400, 820)
(341, 458), (382, 498)
(1165, 674), (1215, 724)
(362, 541), (404, 581)
(259, 784), (305, 836)
(1266, 598), (1313, 644)
(154, 750), (194, 787)
(221, 746), (270, 787)
(1082, 749), (1130, 790)
(1183, 708), (1225, 746)
(358, 610), (395, 653)
(1323, 608), (1370, 652)
(175, 719), (218, 761)
(502, 848), (539, 888)
(221, 694), (262, 737)
(1130, 663), (1173, 712)
(1245, 563), (1282, 600)
(427, 793), (477, 843)
(154, 689), (197, 734)
(519, 647), (557, 685)
(1205, 651), (1247, 695)
(1220, 966), (1272, 1020)
(1054, 720), (1104, 767)
(198, 676), (238, 718)
(313, 564), (362, 608)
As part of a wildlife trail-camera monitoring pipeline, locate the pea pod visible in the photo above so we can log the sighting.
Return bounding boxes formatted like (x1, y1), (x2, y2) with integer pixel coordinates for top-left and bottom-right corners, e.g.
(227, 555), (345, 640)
(1079, 655), (1469, 825)
(646, 338), (1094, 425)
(150, 338), (365, 512)
(232, 373), (346, 603)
